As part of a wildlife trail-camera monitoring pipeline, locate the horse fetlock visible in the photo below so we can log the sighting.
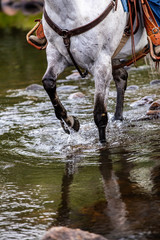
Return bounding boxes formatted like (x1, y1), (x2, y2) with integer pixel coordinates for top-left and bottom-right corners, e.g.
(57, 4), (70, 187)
(113, 113), (124, 121)
(94, 112), (108, 128)
(55, 106), (67, 121)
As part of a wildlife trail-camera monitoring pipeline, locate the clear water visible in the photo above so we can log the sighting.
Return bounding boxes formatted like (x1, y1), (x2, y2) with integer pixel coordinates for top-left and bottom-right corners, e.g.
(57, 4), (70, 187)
(0, 29), (160, 240)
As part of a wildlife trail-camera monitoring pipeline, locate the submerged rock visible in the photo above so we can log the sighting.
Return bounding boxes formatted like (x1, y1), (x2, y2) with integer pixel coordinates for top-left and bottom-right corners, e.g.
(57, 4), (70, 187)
(150, 79), (160, 85)
(66, 72), (81, 80)
(66, 71), (91, 80)
(130, 96), (154, 107)
(21, 1), (43, 15)
(146, 99), (160, 116)
(26, 84), (43, 91)
(42, 227), (108, 240)
(127, 85), (139, 90)
(1, 0), (18, 15)
(68, 91), (85, 99)
(57, 85), (77, 91)
(1, 0), (43, 15)
(136, 99), (160, 121)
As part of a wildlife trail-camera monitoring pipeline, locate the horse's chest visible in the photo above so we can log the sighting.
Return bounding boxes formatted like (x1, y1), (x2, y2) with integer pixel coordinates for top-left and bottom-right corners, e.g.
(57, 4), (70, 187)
(53, 33), (99, 63)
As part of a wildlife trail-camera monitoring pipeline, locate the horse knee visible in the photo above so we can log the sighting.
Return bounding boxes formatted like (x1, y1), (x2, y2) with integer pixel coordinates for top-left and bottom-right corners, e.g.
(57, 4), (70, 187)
(113, 68), (128, 90)
(42, 76), (56, 95)
(43, 78), (56, 90)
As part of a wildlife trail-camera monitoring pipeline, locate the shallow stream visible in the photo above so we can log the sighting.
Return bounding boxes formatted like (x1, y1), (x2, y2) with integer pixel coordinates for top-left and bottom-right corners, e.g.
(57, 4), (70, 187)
(0, 29), (160, 240)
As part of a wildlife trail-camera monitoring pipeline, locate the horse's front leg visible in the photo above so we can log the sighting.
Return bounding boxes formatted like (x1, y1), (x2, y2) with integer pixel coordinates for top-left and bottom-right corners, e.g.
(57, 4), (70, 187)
(42, 47), (80, 134)
(93, 55), (112, 143)
(112, 61), (128, 121)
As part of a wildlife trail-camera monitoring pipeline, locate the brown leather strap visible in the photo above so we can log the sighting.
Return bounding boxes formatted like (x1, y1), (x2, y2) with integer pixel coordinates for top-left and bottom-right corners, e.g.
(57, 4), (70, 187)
(133, 0), (139, 34)
(148, 36), (160, 61)
(44, 1), (115, 38)
(137, 0), (145, 28)
(67, 1), (115, 36)
(141, 0), (158, 36)
(113, 45), (150, 70)
(127, 0), (139, 65)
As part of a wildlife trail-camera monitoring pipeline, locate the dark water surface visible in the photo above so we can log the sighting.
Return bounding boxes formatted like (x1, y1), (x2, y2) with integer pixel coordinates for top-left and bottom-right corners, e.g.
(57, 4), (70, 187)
(0, 29), (160, 240)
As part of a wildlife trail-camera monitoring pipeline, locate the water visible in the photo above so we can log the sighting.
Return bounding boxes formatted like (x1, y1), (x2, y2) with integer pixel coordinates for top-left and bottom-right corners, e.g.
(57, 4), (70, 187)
(0, 28), (160, 240)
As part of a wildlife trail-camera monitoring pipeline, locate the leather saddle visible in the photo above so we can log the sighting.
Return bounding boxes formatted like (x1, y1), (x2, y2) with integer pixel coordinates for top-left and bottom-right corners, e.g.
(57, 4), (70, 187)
(127, 0), (160, 61)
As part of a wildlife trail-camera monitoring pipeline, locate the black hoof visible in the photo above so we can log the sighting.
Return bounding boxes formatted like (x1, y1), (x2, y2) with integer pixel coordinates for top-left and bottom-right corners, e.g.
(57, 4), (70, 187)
(113, 115), (124, 121)
(100, 139), (106, 145)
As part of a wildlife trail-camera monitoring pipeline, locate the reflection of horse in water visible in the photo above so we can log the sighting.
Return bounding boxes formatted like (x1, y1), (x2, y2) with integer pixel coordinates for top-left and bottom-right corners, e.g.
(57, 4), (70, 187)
(42, 0), (159, 143)
(45, 148), (160, 239)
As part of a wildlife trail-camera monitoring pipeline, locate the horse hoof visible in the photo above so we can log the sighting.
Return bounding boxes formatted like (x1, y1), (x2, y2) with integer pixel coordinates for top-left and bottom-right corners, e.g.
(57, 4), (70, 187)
(60, 116), (80, 134)
(100, 139), (106, 145)
(72, 116), (80, 132)
(113, 115), (123, 121)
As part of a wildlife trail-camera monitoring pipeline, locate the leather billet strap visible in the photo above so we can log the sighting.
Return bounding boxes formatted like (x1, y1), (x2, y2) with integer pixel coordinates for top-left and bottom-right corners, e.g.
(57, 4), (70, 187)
(43, 0), (117, 78)
(113, 45), (150, 70)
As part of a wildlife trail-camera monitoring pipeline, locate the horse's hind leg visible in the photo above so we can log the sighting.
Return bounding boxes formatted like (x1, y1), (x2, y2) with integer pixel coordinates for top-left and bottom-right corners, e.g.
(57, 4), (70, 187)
(112, 63), (128, 121)
(42, 47), (80, 133)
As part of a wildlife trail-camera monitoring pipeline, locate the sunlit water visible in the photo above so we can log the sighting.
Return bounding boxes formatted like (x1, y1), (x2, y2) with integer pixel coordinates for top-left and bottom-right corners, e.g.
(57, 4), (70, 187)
(0, 29), (160, 240)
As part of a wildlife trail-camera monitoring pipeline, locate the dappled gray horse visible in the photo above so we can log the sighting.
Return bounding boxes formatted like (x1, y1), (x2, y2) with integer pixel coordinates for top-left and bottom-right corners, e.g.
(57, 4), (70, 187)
(42, 0), (148, 143)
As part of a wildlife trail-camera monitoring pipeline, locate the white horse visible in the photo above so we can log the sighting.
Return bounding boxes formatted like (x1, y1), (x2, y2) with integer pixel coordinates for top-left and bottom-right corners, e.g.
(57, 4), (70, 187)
(42, 0), (148, 143)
